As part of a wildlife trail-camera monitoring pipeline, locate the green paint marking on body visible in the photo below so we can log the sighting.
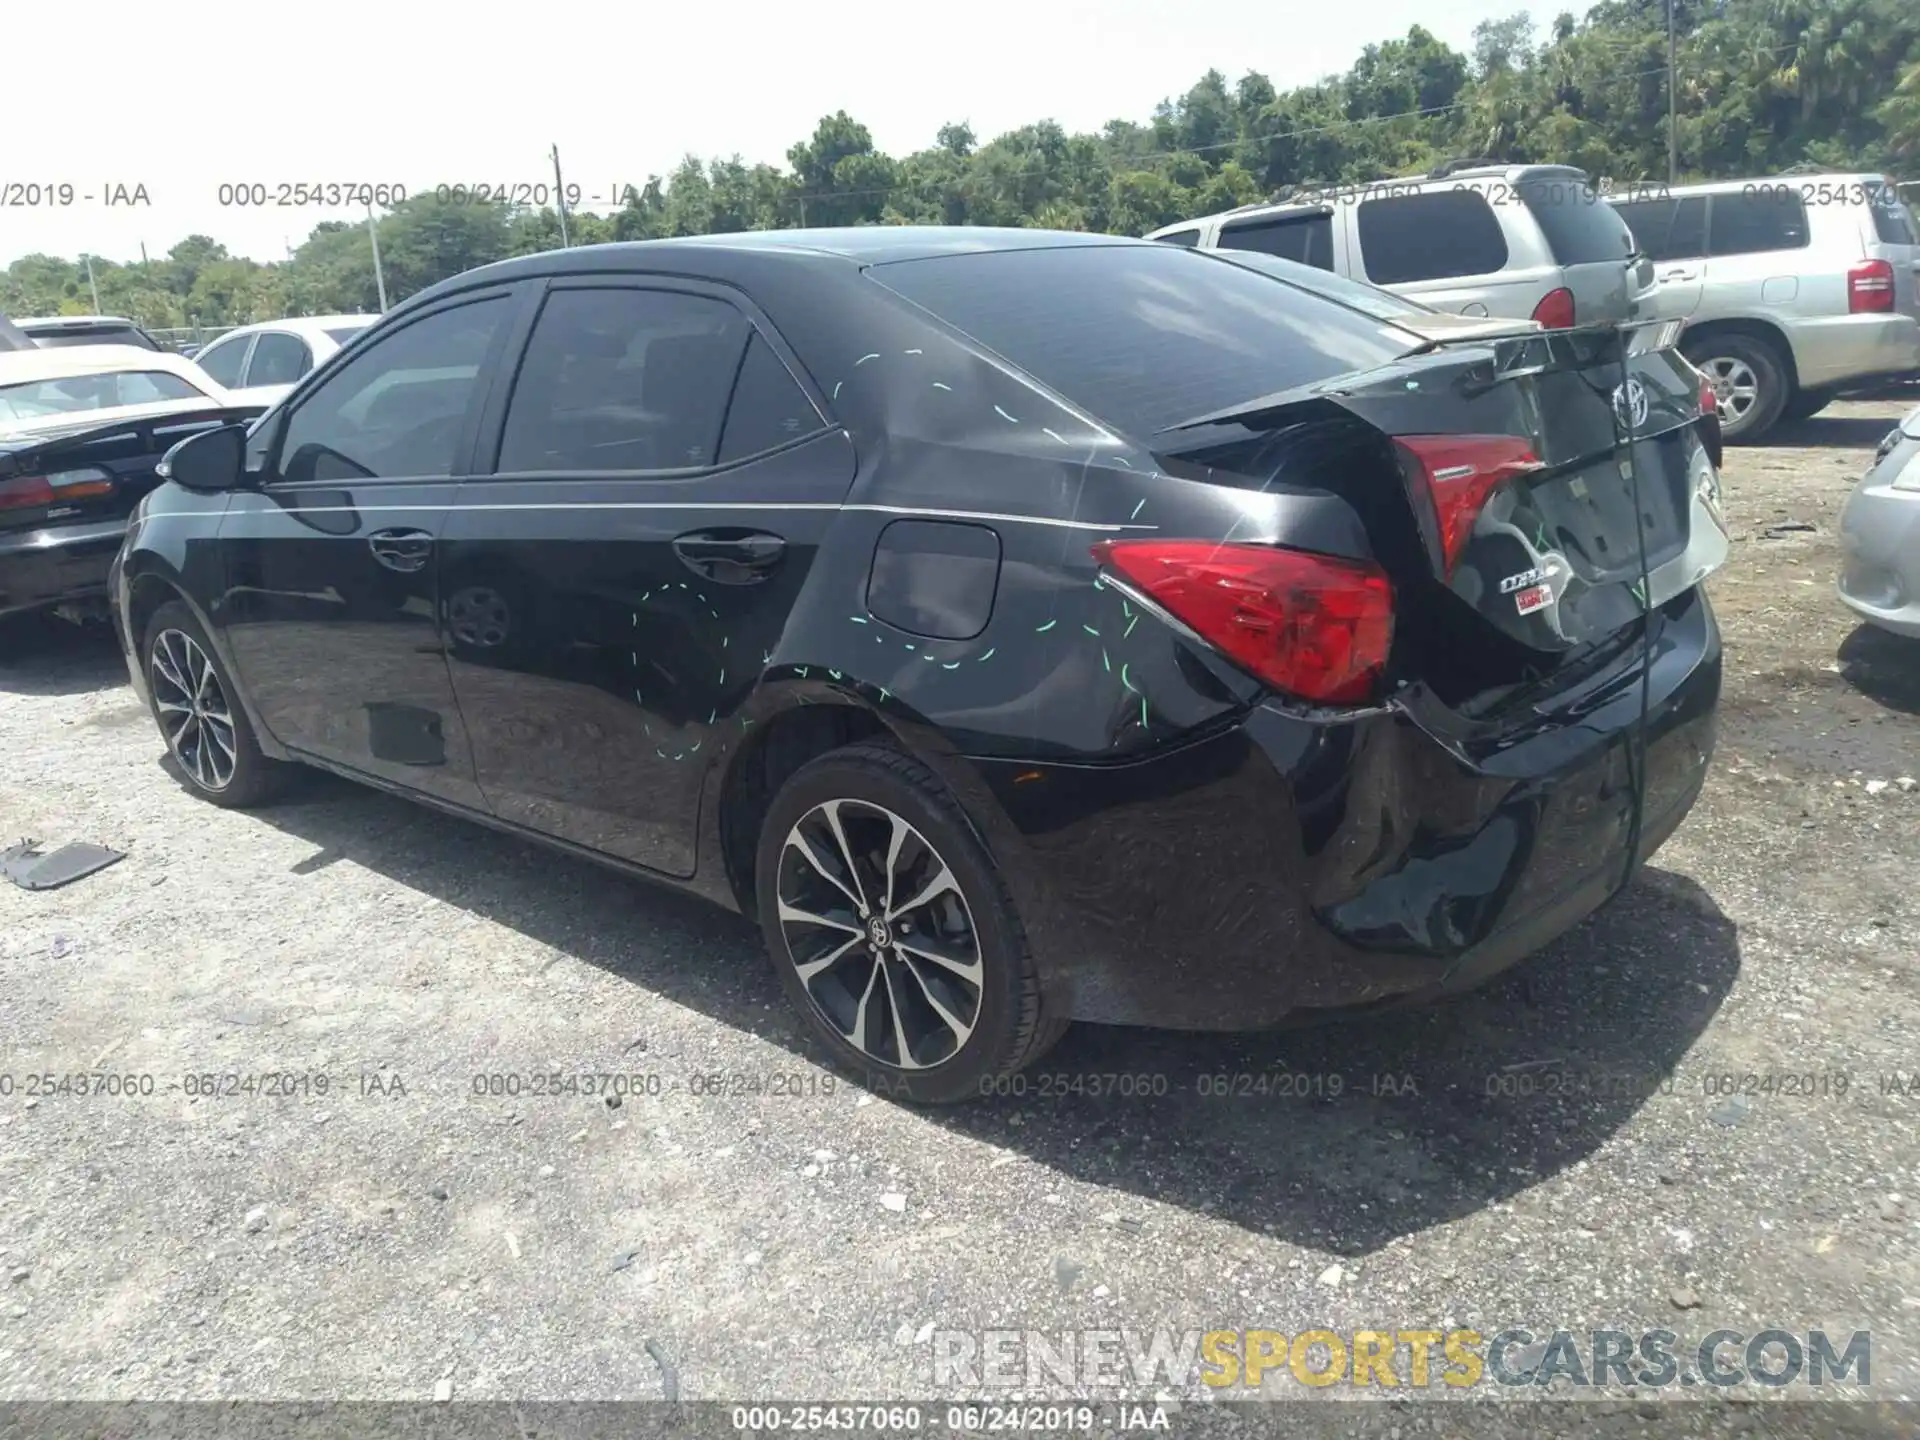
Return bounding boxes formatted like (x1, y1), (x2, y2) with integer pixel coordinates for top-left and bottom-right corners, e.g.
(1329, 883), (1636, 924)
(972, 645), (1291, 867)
(1124, 615), (1139, 638)
(976, 648), (996, 662)
(1082, 624), (1100, 637)
(1102, 648), (1111, 673)
(1035, 619), (1056, 633)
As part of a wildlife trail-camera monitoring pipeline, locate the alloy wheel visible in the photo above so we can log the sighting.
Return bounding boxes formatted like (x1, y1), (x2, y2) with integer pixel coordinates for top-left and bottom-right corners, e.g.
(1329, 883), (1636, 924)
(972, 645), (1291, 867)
(447, 585), (511, 649)
(775, 799), (984, 1070)
(1701, 355), (1760, 426)
(149, 628), (237, 791)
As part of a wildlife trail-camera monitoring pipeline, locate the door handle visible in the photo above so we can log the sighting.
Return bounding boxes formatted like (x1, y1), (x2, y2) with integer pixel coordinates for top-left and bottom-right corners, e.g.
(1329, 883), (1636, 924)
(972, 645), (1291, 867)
(368, 527), (434, 573)
(672, 529), (786, 584)
(1660, 267), (1696, 281)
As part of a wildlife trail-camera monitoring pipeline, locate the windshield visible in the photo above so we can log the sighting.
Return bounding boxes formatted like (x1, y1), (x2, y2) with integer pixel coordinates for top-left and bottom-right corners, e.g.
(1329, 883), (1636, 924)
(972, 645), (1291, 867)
(1208, 249), (1440, 321)
(0, 369), (207, 424)
(869, 243), (1415, 436)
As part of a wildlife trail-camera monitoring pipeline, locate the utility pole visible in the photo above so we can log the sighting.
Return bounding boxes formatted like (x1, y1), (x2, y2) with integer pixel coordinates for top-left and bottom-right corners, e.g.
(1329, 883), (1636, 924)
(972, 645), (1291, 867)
(366, 204), (390, 312)
(551, 144), (572, 247)
(1667, 0), (1679, 184)
(84, 255), (102, 314)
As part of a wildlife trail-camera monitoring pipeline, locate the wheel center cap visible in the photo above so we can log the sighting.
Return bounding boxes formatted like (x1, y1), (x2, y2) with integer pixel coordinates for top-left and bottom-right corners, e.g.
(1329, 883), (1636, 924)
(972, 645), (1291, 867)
(866, 916), (893, 949)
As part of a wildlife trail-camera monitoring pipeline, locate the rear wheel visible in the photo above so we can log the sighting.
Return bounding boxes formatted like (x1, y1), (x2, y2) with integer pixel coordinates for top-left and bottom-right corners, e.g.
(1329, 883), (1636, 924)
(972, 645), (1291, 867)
(754, 741), (1067, 1105)
(1685, 334), (1787, 443)
(1781, 386), (1837, 424)
(142, 599), (291, 808)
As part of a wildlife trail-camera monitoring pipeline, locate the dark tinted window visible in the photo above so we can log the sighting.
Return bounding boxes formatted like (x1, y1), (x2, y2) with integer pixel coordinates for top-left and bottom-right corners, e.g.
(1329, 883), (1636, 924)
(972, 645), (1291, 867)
(1217, 212), (1335, 270)
(195, 335), (251, 387)
(499, 288), (749, 474)
(1518, 177), (1633, 264)
(1609, 197), (1707, 262)
(28, 325), (159, 351)
(1154, 228), (1202, 247)
(1867, 183), (1918, 245)
(1356, 190), (1509, 283)
(1707, 192), (1810, 256)
(718, 333), (822, 464)
(324, 325), (372, 346)
(869, 243), (1411, 436)
(278, 298), (506, 482)
(246, 332), (312, 386)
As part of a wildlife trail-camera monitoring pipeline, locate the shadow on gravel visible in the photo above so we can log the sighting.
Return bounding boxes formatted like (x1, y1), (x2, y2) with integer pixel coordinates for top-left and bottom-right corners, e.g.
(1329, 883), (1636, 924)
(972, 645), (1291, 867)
(247, 773), (1739, 1260)
(1762, 414), (1900, 449)
(0, 615), (127, 696)
(1838, 623), (1920, 717)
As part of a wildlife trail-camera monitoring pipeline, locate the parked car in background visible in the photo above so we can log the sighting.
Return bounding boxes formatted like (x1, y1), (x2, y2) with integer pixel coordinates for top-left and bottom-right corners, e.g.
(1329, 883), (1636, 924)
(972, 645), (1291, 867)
(115, 229), (1726, 1102)
(0, 346), (260, 636)
(15, 315), (166, 352)
(1609, 174), (1920, 442)
(0, 315), (32, 352)
(1838, 402), (1920, 639)
(1149, 162), (1653, 329)
(1207, 247), (1548, 341)
(190, 315), (378, 409)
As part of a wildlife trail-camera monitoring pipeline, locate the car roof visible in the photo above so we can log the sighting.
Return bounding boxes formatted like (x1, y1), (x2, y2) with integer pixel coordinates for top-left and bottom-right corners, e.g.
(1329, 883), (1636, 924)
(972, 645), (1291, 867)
(1154, 165), (1590, 234)
(212, 314), (380, 343)
(404, 227), (1155, 308)
(14, 314), (146, 330)
(1637, 172), (1896, 199)
(0, 344), (210, 383)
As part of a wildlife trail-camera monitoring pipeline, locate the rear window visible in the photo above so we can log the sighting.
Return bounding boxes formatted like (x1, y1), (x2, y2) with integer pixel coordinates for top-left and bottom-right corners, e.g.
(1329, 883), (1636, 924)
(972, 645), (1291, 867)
(1867, 183), (1918, 245)
(1212, 250), (1439, 320)
(1153, 229), (1201, 247)
(324, 325), (371, 345)
(1217, 212), (1335, 270)
(1355, 190), (1509, 284)
(1518, 177), (1634, 264)
(0, 368), (205, 422)
(1707, 192), (1810, 256)
(29, 326), (160, 351)
(868, 243), (1413, 436)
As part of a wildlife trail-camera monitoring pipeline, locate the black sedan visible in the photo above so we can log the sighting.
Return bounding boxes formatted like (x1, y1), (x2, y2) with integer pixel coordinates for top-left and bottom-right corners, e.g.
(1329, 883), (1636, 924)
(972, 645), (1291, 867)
(111, 230), (1728, 1104)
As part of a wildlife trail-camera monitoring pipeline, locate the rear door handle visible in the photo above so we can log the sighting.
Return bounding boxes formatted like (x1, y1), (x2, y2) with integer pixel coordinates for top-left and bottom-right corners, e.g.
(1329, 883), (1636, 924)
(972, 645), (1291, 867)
(368, 527), (434, 573)
(672, 529), (786, 583)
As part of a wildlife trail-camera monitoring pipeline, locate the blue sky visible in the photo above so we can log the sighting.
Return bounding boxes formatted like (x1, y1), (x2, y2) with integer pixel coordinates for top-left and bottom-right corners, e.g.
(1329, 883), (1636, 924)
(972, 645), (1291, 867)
(5, 0), (1523, 265)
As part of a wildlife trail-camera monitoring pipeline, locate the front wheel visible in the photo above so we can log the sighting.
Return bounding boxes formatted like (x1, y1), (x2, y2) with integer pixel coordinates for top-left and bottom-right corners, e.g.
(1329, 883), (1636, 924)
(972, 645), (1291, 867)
(142, 599), (292, 808)
(754, 742), (1068, 1105)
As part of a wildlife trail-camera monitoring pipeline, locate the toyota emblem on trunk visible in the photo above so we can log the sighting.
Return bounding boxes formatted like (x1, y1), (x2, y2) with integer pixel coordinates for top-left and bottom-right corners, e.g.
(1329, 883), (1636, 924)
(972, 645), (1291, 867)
(1612, 378), (1650, 431)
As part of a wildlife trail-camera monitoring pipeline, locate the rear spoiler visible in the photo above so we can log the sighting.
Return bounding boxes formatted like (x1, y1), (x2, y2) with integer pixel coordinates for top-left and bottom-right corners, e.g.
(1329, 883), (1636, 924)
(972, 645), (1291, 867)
(1158, 319), (1689, 435)
(0, 403), (267, 479)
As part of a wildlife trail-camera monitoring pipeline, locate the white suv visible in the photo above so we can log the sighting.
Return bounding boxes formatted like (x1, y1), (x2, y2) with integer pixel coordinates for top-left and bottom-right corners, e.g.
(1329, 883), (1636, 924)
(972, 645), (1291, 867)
(1148, 162), (1651, 330)
(1609, 174), (1920, 441)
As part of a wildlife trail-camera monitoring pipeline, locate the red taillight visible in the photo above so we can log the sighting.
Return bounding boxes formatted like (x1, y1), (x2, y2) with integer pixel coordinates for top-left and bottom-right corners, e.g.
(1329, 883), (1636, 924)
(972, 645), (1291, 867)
(1531, 287), (1576, 329)
(1394, 434), (1544, 576)
(0, 471), (115, 512)
(1090, 539), (1393, 705)
(1849, 259), (1895, 314)
(1699, 377), (1717, 417)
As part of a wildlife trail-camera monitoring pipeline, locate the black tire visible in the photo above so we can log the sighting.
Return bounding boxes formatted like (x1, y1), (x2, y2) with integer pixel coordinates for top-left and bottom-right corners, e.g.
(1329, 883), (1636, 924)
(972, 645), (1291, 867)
(754, 740), (1068, 1105)
(1781, 386), (1837, 424)
(1684, 333), (1787, 444)
(141, 599), (293, 808)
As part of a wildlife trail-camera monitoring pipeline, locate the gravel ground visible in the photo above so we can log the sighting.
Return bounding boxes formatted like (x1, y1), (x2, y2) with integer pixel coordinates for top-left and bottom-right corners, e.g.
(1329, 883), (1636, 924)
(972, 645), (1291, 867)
(0, 398), (1917, 1437)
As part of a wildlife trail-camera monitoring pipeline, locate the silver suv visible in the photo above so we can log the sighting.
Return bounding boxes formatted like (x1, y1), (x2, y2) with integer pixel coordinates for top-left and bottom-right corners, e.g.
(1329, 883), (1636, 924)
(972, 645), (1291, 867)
(1148, 162), (1650, 329)
(1609, 174), (1920, 442)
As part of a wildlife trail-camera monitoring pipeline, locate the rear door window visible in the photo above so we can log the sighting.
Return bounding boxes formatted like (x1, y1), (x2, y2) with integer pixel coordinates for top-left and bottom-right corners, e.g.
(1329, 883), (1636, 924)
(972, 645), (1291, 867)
(868, 242), (1414, 437)
(196, 335), (252, 388)
(1154, 228), (1202, 247)
(497, 288), (751, 473)
(1355, 190), (1509, 284)
(1518, 177), (1634, 264)
(1706, 192), (1811, 256)
(1217, 212), (1335, 270)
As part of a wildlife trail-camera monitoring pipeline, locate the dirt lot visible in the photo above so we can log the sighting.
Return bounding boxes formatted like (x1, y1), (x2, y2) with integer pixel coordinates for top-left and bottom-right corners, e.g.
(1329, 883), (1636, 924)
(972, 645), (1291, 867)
(0, 399), (1917, 1435)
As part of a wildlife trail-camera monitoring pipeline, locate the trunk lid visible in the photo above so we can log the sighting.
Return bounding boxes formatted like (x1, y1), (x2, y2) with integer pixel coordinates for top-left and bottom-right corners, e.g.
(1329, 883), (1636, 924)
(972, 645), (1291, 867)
(0, 402), (264, 533)
(1154, 321), (1728, 700)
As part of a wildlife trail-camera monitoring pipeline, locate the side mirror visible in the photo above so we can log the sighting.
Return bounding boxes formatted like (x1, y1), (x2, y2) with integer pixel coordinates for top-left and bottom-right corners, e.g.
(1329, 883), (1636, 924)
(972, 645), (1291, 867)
(158, 424), (249, 492)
